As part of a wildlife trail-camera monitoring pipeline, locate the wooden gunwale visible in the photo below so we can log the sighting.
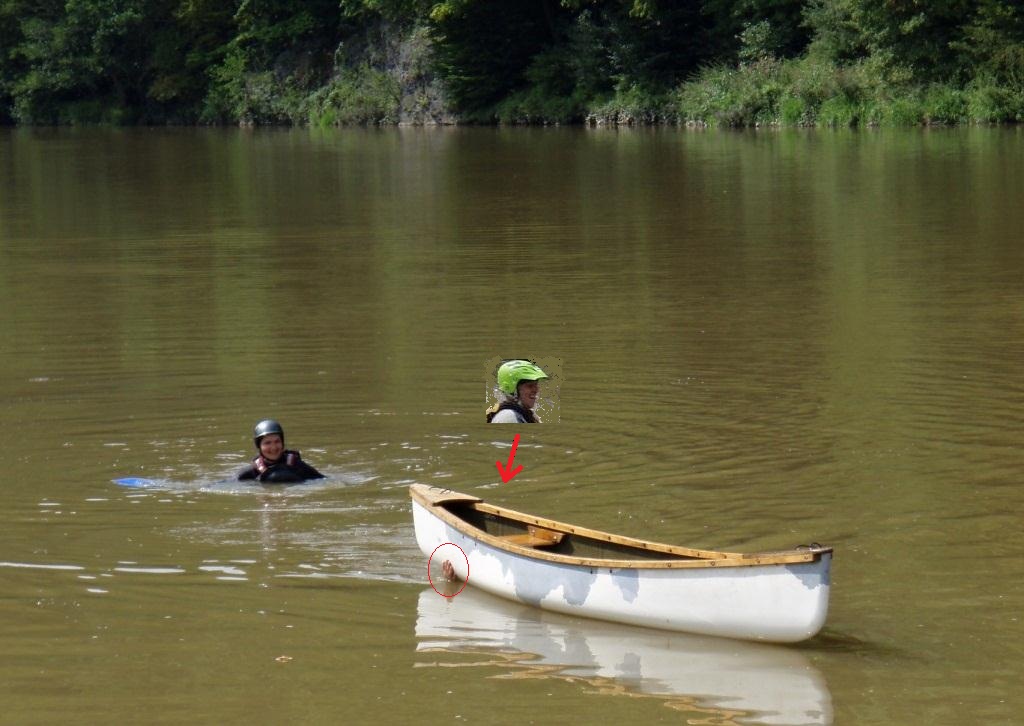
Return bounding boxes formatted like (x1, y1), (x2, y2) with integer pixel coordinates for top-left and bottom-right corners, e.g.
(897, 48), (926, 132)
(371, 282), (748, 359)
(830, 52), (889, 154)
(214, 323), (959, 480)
(410, 485), (831, 570)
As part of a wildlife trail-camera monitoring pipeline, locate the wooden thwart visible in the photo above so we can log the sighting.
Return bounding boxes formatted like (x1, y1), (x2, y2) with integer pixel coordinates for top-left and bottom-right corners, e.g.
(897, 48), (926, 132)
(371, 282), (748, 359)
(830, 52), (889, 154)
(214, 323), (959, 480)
(497, 525), (565, 548)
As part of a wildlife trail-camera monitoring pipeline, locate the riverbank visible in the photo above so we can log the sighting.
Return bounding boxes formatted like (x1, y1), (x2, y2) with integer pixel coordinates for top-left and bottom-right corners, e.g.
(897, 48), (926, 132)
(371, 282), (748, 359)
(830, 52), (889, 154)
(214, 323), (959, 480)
(248, 54), (1024, 129)
(9, 52), (1020, 130)
(3, 5), (1022, 129)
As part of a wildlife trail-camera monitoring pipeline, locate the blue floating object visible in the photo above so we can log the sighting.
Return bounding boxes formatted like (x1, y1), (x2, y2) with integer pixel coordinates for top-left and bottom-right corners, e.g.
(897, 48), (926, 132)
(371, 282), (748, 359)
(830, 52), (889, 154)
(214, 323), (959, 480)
(113, 477), (158, 488)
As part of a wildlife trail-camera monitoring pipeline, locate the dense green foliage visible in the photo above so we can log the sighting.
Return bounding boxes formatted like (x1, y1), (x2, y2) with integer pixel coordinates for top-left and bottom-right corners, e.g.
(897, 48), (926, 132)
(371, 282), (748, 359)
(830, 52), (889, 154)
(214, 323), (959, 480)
(1, 0), (1022, 125)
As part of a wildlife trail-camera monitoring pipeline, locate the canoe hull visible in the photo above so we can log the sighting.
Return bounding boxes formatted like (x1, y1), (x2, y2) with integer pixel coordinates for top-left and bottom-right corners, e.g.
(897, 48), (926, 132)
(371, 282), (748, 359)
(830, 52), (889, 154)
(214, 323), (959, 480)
(412, 497), (831, 643)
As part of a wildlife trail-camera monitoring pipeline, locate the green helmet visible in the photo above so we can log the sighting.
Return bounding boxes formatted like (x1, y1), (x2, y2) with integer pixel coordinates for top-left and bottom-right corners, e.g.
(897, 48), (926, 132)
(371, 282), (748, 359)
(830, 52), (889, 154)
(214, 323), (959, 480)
(497, 360), (548, 396)
(253, 419), (284, 447)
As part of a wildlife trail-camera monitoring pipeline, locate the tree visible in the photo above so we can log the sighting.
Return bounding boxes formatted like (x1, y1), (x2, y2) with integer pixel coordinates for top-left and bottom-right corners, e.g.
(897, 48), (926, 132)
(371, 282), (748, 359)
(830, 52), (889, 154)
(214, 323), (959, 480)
(2, 0), (169, 123)
(805, 0), (979, 83)
(429, 0), (563, 114)
(956, 0), (1024, 88)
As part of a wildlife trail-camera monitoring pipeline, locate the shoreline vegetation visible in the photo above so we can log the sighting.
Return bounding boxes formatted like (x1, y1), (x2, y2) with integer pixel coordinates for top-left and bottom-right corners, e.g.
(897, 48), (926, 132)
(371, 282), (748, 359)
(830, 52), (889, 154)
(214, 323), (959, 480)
(2, 1), (1023, 129)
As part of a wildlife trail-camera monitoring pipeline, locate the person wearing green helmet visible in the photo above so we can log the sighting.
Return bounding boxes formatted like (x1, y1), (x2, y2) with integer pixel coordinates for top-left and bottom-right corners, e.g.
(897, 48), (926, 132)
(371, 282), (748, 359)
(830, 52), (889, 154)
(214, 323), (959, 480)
(487, 360), (549, 423)
(237, 419), (325, 483)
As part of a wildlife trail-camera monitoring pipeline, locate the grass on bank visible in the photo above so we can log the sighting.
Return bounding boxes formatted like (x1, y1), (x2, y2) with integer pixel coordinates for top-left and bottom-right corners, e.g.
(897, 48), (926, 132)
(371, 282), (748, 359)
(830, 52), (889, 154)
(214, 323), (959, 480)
(669, 57), (1024, 127)
(454, 55), (1024, 127)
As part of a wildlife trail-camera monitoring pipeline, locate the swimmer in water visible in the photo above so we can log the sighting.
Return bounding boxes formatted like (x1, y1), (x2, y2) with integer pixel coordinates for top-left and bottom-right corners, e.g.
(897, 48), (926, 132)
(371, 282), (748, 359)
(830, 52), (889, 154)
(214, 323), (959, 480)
(236, 419), (324, 483)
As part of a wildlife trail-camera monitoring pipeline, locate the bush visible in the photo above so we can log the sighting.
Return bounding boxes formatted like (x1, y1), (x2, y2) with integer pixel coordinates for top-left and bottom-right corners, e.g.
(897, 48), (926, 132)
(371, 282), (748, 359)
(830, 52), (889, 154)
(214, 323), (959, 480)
(817, 95), (862, 126)
(674, 65), (734, 125)
(787, 58), (839, 111)
(877, 96), (922, 125)
(492, 44), (586, 124)
(779, 93), (810, 125)
(308, 65), (400, 125)
(587, 82), (674, 125)
(202, 49), (249, 123)
(965, 78), (1024, 122)
(922, 85), (967, 124)
(674, 60), (788, 127)
(494, 87), (583, 124)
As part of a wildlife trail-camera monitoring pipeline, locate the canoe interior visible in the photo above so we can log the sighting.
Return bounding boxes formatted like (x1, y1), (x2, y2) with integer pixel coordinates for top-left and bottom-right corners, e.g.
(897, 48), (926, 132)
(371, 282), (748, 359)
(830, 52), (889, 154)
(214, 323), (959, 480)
(412, 485), (832, 568)
(446, 502), (706, 562)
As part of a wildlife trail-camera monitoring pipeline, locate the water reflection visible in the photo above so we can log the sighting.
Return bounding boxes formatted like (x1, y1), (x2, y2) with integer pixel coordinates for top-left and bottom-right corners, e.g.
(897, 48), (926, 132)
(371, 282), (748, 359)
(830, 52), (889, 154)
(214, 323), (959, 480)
(4, 126), (1023, 723)
(415, 587), (832, 725)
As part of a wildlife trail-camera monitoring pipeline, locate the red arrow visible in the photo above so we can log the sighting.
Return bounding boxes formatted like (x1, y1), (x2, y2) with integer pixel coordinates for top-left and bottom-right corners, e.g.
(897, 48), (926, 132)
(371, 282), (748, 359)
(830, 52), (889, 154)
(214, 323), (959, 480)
(495, 434), (523, 483)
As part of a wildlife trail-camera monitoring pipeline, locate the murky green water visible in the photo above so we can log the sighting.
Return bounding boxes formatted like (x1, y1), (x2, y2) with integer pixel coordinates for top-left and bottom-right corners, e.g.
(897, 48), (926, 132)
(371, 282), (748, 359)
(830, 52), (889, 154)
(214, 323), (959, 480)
(1, 126), (1022, 724)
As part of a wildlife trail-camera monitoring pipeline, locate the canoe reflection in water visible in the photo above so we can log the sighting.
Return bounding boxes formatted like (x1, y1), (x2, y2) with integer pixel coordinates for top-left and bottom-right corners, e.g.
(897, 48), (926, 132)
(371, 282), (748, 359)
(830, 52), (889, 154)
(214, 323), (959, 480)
(415, 587), (832, 726)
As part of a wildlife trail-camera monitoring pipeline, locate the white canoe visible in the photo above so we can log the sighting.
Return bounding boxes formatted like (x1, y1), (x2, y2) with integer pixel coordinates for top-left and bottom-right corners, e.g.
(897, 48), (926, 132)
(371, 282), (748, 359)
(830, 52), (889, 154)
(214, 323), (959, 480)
(410, 484), (832, 643)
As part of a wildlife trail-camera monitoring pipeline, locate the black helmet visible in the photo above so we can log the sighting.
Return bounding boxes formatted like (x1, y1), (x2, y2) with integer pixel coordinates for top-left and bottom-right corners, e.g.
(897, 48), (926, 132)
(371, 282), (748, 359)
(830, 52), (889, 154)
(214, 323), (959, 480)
(253, 419), (285, 447)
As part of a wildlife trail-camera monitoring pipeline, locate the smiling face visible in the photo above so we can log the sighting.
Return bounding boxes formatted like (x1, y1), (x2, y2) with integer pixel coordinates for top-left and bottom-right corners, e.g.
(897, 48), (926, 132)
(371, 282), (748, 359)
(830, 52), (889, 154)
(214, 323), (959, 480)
(516, 380), (540, 409)
(258, 434), (284, 462)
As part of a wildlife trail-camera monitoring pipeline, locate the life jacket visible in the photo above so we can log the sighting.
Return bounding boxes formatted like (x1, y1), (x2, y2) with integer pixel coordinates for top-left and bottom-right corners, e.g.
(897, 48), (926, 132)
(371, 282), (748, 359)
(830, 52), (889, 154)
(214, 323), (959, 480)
(486, 401), (538, 423)
(252, 450), (302, 481)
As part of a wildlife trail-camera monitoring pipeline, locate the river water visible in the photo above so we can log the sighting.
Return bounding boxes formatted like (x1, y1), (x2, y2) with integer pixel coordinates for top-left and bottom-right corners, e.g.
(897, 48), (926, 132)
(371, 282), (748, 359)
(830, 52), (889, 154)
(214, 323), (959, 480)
(1, 126), (1021, 724)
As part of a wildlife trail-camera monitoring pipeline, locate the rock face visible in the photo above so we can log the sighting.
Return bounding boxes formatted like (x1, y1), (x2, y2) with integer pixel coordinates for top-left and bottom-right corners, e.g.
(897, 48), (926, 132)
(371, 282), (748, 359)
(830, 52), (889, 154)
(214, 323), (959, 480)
(327, 23), (459, 126)
(390, 27), (458, 126)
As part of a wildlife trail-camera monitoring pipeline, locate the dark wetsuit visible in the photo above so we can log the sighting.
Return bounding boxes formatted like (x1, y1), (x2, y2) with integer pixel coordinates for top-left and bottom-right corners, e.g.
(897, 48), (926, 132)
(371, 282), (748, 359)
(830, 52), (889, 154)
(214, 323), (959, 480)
(237, 450), (325, 483)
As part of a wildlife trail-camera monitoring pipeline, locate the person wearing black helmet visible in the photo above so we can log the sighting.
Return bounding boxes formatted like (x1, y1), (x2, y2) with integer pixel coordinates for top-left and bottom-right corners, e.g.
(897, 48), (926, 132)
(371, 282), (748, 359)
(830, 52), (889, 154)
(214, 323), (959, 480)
(237, 419), (325, 483)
